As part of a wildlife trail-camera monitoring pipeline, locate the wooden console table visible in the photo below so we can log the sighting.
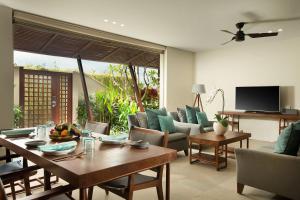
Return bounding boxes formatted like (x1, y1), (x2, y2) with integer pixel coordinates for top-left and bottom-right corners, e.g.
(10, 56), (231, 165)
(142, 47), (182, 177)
(219, 111), (300, 134)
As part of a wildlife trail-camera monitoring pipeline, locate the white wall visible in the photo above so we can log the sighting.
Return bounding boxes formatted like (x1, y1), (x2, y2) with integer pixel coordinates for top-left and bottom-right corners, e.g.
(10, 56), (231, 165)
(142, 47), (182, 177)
(0, 6), (13, 129)
(195, 37), (300, 141)
(162, 47), (195, 111)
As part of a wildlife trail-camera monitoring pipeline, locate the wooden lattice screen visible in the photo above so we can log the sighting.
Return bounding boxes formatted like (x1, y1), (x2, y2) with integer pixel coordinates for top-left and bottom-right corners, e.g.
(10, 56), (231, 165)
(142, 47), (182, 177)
(19, 68), (72, 127)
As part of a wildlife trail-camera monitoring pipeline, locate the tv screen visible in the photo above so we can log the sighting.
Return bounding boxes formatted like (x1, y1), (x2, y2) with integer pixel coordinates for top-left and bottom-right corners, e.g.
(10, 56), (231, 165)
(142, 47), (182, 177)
(235, 86), (280, 112)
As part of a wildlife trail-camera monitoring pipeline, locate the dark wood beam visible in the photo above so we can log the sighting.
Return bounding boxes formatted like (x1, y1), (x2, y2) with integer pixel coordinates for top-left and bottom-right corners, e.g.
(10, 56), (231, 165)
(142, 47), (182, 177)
(72, 41), (93, 57)
(128, 63), (144, 112)
(39, 33), (57, 52)
(77, 55), (94, 121)
(101, 47), (122, 61)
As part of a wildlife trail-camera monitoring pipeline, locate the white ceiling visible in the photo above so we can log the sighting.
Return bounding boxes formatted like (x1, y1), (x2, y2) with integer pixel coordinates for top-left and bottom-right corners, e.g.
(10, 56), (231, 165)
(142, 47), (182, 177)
(1, 0), (300, 52)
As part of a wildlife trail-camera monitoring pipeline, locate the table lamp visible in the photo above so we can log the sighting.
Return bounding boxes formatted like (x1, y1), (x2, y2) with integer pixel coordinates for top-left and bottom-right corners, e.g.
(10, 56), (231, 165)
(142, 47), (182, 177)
(192, 84), (206, 112)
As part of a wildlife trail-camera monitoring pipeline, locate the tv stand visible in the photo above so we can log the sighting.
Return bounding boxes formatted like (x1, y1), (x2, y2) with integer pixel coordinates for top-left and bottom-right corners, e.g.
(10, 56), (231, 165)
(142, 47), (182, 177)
(219, 111), (300, 134)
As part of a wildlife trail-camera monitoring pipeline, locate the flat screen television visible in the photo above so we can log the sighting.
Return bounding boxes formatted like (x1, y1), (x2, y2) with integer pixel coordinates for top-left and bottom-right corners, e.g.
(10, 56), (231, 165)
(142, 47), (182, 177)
(235, 86), (280, 112)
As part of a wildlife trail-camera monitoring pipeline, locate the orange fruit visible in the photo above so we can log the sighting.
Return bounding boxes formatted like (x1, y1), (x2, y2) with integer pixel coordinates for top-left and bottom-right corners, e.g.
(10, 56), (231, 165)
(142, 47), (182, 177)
(60, 130), (69, 137)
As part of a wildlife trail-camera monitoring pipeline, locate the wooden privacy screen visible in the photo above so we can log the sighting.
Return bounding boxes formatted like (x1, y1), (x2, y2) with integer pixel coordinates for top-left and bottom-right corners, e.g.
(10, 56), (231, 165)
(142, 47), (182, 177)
(19, 68), (72, 127)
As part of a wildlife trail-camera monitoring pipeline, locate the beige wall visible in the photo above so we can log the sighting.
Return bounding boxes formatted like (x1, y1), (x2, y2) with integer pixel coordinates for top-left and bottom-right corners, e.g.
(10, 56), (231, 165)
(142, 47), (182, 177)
(195, 37), (300, 141)
(0, 6), (13, 129)
(162, 47), (195, 111)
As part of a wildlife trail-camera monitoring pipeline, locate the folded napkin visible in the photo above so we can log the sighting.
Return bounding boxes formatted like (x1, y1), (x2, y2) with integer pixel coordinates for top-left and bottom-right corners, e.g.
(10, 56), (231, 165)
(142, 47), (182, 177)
(1, 128), (35, 136)
(38, 141), (77, 152)
(99, 133), (128, 142)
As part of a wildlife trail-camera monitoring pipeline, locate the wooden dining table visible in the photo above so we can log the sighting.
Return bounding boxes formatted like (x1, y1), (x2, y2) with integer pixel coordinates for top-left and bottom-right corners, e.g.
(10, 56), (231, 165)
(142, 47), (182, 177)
(0, 136), (177, 200)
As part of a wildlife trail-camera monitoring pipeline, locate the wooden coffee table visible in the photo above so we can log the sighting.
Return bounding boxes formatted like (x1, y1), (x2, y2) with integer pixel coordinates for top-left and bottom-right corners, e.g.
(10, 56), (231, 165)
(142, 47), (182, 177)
(189, 131), (251, 171)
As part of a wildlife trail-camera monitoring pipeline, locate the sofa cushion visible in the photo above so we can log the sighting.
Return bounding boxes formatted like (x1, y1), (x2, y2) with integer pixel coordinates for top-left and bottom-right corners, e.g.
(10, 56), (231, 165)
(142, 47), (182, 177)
(168, 132), (187, 142)
(168, 112), (180, 122)
(196, 111), (210, 127)
(274, 124), (293, 154)
(158, 115), (176, 133)
(284, 122), (300, 156)
(185, 105), (200, 124)
(145, 108), (167, 131)
(136, 112), (148, 128)
(177, 108), (187, 123)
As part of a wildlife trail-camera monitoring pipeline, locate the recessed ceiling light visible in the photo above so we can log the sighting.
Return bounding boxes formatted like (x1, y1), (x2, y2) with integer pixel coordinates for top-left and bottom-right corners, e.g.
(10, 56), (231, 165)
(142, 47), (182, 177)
(268, 30), (273, 33)
(120, 24), (125, 27)
(112, 21), (117, 25)
(104, 19), (109, 23)
(278, 28), (283, 32)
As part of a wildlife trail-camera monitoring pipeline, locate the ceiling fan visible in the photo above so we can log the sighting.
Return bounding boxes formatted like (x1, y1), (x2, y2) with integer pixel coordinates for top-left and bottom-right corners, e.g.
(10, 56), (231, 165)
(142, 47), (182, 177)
(221, 22), (279, 45)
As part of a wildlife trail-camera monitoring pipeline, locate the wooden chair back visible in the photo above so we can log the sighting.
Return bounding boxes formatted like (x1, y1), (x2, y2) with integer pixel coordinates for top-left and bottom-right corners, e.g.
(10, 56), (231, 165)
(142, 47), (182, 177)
(129, 126), (168, 147)
(85, 121), (110, 135)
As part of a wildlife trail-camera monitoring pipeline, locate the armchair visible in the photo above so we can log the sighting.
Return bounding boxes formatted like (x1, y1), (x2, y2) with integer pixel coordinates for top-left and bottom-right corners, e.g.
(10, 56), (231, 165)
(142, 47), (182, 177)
(235, 148), (300, 199)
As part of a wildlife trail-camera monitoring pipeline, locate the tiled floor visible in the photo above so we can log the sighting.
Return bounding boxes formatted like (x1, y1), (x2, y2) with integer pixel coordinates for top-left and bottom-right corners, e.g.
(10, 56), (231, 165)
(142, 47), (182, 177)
(15, 139), (283, 200)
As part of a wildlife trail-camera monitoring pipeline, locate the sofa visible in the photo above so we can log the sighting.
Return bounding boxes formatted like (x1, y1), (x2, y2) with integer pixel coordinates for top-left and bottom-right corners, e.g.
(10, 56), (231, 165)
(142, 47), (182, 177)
(168, 111), (214, 135)
(235, 144), (300, 200)
(128, 113), (190, 155)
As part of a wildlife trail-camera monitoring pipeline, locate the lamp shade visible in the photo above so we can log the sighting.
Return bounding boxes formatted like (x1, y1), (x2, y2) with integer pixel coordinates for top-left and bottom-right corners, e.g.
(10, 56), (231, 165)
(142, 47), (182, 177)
(192, 84), (206, 94)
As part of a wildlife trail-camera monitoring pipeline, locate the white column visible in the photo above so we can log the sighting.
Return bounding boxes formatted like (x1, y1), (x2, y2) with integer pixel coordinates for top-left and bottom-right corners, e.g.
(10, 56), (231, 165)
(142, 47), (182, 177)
(0, 6), (13, 129)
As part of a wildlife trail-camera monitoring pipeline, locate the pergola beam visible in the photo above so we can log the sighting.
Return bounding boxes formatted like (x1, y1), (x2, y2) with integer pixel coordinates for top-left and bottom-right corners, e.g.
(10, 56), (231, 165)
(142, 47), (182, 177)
(77, 55), (94, 121)
(72, 41), (92, 57)
(101, 47), (122, 61)
(128, 63), (145, 112)
(39, 33), (57, 52)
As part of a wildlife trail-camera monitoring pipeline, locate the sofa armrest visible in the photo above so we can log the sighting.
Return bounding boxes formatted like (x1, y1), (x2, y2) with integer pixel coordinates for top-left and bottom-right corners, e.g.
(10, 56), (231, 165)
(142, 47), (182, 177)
(235, 148), (300, 199)
(173, 120), (203, 135)
(174, 125), (190, 136)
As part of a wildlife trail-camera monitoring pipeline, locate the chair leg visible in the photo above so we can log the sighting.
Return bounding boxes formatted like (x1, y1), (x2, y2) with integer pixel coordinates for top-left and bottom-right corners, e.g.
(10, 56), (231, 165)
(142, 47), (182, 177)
(127, 190), (133, 200)
(237, 183), (244, 194)
(24, 177), (32, 196)
(105, 189), (109, 195)
(184, 149), (188, 156)
(88, 187), (94, 200)
(10, 181), (16, 200)
(156, 185), (164, 200)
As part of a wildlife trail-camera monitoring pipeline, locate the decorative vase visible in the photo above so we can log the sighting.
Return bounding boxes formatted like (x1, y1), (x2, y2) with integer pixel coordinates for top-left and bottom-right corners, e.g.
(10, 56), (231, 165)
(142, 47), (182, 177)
(213, 122), (228, 136)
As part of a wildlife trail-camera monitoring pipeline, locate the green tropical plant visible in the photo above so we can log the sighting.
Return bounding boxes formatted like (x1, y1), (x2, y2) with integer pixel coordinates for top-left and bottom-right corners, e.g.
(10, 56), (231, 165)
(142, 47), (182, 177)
(214, 114), (229, 128)
(13, 105), (23, 128)
(77, 64), (159, 133)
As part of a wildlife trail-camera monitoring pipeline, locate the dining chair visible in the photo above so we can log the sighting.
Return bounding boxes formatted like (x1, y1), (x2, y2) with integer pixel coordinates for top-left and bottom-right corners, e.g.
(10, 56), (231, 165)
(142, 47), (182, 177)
(88, 126), (168, 200)
(85, 121), (110, 135)
(0, 177), (75, 200)
(0, 146), (40, 200)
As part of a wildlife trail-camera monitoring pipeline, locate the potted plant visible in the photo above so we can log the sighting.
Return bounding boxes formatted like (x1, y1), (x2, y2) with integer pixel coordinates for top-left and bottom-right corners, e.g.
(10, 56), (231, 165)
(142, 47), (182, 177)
(213, 114), (229, 135)
(207, 88), (229, 135)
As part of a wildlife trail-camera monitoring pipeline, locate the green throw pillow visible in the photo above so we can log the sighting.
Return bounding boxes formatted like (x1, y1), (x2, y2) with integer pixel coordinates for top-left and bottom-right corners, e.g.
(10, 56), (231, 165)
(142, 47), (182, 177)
(283, 121), (300, 156)
(185, 105), (200, 124)
(196, 111), (210, 127)
(274, 124), (294, 154)
(158, 115), (176, 133)
(145, 108), (167, 131)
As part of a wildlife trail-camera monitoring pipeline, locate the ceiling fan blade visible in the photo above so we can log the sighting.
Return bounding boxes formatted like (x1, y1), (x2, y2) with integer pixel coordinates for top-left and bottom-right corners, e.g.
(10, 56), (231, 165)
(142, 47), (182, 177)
(244, 16), (300, 24)
(246, 32), (278, 38)
(221, 30), (235, 35)
(221, 37), (235, 45)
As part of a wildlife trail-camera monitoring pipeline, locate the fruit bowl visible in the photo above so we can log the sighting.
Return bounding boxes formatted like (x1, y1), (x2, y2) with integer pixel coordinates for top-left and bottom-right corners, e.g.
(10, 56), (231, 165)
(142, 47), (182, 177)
(49, 123), (81, 141)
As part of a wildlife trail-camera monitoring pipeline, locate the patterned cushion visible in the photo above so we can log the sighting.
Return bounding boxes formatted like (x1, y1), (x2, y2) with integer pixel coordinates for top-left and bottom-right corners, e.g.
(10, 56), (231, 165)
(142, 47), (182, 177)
(145, 108), (167, 131)
(177, 108), (187, 123)
(196, 111), (210, 127)
(158, 115), (176, 133)
(185, 105), (200, 124)
(136, 112), (148, 128)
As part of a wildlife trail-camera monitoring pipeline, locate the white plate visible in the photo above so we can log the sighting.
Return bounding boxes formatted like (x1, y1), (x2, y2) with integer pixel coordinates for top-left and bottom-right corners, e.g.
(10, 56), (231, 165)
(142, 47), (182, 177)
(41, 146), (76, 156)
